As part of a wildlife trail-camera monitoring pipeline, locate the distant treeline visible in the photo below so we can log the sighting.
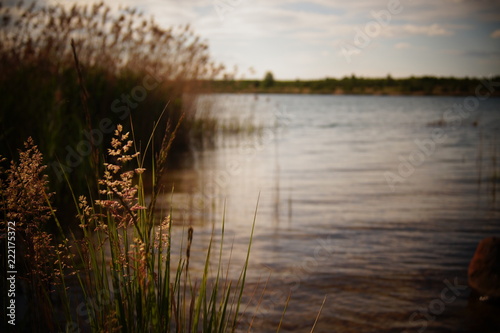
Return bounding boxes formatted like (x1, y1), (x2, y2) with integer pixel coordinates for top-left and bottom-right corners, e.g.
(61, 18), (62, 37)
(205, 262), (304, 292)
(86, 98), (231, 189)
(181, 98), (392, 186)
(208, 74), (500, 96)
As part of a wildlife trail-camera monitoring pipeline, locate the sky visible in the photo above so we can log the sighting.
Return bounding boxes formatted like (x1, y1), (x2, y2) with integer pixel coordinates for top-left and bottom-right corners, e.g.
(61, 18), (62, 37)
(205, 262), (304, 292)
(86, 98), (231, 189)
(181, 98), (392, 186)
(50, 0), (500, 80)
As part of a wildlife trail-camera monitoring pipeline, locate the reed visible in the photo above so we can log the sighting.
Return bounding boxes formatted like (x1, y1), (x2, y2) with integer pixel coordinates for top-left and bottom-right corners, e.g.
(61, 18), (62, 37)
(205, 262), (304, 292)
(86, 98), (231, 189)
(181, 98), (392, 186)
(0, 0), (226, 212)
(0, 124), (257, 332)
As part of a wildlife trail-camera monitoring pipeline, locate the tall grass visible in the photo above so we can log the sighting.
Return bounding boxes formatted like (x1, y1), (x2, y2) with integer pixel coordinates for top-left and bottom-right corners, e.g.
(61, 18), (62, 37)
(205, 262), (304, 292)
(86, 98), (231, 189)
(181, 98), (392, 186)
(0, 0), (225, 212)
(0, 124), (257, 332)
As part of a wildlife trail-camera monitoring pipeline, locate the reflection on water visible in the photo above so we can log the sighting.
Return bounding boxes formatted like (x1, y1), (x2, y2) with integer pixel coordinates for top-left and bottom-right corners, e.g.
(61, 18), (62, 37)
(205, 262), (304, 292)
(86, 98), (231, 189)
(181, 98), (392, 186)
(159, 94), (500, 332)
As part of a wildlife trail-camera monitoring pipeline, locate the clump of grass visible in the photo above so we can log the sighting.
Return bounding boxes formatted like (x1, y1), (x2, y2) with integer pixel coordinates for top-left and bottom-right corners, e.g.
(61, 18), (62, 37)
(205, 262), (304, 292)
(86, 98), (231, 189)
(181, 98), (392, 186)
(0, 125), (257, 332)
(190, 114), (264, 149)
(0, 138), (75, 331)
(220, 115), (264, 136)
(189, 102), (265, 150)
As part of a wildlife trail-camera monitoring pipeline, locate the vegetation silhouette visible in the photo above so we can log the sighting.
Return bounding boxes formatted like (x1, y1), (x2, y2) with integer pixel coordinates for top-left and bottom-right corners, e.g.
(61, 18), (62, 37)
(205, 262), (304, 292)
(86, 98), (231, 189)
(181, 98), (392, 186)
(209, 74), (500, 96)
(0, 0), (224, 215)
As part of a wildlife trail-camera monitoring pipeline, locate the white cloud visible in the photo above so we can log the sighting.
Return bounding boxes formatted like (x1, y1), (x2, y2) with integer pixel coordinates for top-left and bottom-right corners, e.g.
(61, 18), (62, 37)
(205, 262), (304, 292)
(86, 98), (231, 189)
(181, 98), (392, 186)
(491, 29), (500, 38)
(402, 24), (453, 36)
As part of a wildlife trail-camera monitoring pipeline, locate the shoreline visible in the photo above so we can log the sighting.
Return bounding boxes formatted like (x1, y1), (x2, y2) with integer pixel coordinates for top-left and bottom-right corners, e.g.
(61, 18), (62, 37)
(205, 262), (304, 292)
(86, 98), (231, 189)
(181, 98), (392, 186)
(203, 75), (500, 97)
(205, 90), (500, 97)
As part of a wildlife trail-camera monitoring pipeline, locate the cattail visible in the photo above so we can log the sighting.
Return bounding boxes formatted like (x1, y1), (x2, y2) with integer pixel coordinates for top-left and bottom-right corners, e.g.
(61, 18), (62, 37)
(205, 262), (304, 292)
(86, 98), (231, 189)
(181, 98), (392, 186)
(185, 226), (194, 274)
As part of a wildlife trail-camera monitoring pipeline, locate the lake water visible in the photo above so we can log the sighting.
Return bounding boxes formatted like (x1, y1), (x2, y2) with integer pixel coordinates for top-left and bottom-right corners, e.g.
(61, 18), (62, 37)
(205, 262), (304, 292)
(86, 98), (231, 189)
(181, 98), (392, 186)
(160, 94), (500, 332)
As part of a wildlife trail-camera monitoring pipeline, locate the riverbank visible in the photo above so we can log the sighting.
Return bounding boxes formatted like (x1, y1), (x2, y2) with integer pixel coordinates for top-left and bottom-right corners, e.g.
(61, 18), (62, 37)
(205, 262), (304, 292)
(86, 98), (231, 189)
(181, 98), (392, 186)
(206, 75), (500, 96)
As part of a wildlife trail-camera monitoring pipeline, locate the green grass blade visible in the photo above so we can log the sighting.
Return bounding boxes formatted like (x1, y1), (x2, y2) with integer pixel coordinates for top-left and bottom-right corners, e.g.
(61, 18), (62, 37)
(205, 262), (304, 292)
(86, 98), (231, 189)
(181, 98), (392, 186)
(231, 192), (259, 332)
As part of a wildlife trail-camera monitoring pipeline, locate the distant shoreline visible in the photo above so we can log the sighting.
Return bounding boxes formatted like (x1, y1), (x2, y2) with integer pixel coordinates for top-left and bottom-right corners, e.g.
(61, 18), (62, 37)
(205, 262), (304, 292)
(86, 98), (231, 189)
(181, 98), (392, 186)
(207, 90), (500, 97)
(204, 76), (500, 97)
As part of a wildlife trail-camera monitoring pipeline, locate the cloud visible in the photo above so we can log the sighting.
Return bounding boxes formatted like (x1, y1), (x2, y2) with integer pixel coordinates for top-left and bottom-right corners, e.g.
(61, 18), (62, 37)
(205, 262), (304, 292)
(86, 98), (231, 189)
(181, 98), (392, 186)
(402, 24), (453, 36)
(394, 42), (411, 49)
(40, 0), (500, 78)
(491, 29), (500, 38)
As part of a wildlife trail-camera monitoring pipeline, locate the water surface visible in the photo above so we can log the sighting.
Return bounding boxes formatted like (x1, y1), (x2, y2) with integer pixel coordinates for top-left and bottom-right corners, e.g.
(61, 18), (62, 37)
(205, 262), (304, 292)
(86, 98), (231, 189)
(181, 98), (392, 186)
(162, 94), (500, 332)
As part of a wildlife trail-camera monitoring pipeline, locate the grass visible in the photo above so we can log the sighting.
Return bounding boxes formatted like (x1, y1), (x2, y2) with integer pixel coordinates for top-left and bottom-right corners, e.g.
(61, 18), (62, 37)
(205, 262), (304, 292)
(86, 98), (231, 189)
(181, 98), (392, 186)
(189, 97), (267, 150)
(0, 121), (258, 332)
(190, 113), (265, 150)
